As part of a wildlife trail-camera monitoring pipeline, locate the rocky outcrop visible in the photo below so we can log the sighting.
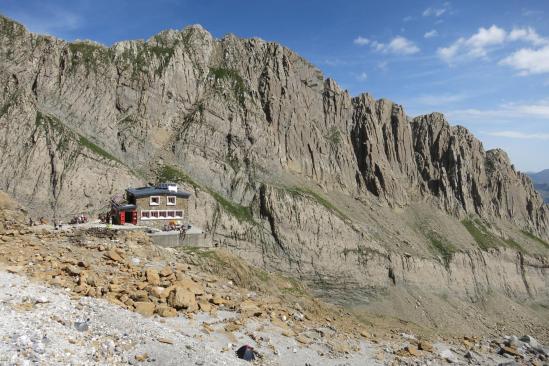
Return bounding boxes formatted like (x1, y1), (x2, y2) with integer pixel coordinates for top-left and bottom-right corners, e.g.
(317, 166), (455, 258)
(411, 114), (548, 233)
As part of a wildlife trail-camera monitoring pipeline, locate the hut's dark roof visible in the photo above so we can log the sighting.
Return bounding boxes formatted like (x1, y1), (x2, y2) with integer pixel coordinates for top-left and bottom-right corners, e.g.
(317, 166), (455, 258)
(126, 186), (191, 198)
(115, 203), (137, 210)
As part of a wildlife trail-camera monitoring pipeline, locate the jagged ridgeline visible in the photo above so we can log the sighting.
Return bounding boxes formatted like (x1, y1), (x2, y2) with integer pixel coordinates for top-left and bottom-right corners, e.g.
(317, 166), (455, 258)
(1, 14), (548, 328)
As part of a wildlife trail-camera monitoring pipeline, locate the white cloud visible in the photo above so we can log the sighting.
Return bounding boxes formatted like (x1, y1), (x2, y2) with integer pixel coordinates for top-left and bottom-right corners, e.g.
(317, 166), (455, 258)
(438, 41), (462, 62)
(500, 46), (549, 75)
(353, 36), (370, 46)
(422, 3), (450, 17)
(447, 99), (549, 121)
(403, 16), (414, 22)
(424, 30), (438, 39)
(384, 36), (420, 55)
(508, 27), (547, 46)
(486, 131), (549, 140)
(438, 25), (549, 63)
(423, 7), (445, 17)
(354, 35), (419, 55)
(356, 72), (368, 82)
(439, 25), (506, 61)
(466, 25), (506, 54)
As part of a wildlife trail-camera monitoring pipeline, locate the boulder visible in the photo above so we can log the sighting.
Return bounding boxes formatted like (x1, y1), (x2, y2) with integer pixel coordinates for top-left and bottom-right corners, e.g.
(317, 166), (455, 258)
(146, 269), (160, 286)
(173, 277), (204, 295)
(168, 286), (197, 311)
(439, 349), (458, 363)
(130, 290), (149, 302)
(500, 346), (523, 358)
(105, 250), (124, 263)
(239, 300), (262, 317)
(134, 302), (155, 317)
(156, 305), (178, 317)
(296, 334), (312, 345)
(149, 286), (172, 299)
(78, 270), (97, 286)
(63, 265), (81, 276)
(6, 265), (24, 273)
(211, 294), (225, 305)
(159, 266), (173, 277)
(418, 341), (434, 352)
(198, 299), (213, 312)
(519, 335), (539, 348)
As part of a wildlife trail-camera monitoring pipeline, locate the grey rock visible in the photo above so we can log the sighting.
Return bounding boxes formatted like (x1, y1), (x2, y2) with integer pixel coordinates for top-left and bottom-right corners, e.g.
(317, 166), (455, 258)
(439, 349), (458, 363)
(519, 335), (540, 348)
(74, 321), (89, 332)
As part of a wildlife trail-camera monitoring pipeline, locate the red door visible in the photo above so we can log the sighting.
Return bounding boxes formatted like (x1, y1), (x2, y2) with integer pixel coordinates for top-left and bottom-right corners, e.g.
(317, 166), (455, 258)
(131, 210), (137, 225)
(119, 211), (125, 224)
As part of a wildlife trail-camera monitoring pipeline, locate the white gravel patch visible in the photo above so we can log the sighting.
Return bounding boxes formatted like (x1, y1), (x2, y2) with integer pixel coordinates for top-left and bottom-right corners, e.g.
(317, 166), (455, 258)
(0, 271), (244, 366)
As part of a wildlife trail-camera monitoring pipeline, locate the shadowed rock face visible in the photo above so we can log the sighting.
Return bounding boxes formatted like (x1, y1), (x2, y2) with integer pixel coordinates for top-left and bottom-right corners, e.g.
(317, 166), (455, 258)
(1, 15), (548, 326)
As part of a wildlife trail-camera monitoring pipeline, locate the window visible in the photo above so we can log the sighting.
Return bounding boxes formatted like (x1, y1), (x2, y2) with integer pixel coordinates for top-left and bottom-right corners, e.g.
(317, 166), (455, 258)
(141, 211), (150, 219)
(150, 211), (159, 218)
(167, 196), (176, 206)
(150, 196), (160, 206)
(159, 211), (167, 218)
(175, 211), (183, 218)
(167, 211), (175, 218)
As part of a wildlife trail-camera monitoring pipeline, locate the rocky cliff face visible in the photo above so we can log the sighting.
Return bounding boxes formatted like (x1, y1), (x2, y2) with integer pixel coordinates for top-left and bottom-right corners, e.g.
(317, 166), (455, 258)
(1, 15), (548, 327)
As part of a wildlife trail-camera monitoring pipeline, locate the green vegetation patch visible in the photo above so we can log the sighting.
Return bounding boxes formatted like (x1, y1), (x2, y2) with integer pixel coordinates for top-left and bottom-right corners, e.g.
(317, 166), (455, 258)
(179, 246), (224, 264)
(284, 186), (350, 222)
(280, 276), (306, 296)
(425, 231), (456, 267)
(118, 42), (175, 79)
(0, 92), (19, 119)
(158, 165), (254, 223)
(35, 112), (120, 164)
(35, 112), (74, 153)
(462, 218), (525, 252)
(209, 189), (254, 223)
(521, 230), (549, 250)
(255, 269), (270, 282)
(78, 135), (121, 164)
(209, 67), (247, 105)
(325, 126), (342, 145)
(68, 42), (113, 74)
(157, 165), (200, 189)
(0, 16), (26, 41)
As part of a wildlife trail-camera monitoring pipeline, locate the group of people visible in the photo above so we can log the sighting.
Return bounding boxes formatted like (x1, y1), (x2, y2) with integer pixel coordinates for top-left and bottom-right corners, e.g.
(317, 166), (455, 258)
(28, 213), (88, 229)
(162, 222), (190, 240)
(70, 214), (88, 224)
(28, 217), (48, 226)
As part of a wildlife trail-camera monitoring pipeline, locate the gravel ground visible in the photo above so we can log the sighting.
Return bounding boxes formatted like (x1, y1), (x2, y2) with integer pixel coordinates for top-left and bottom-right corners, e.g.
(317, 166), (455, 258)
(0, 271), (382, 365)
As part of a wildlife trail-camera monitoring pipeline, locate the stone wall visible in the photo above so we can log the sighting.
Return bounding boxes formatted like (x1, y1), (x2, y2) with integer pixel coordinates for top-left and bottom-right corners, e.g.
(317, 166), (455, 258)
(135, 196), (188, 227)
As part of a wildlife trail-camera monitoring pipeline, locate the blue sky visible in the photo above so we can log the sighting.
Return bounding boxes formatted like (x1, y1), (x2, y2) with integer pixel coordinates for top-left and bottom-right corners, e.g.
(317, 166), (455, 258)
(1, 0), (548, 172)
